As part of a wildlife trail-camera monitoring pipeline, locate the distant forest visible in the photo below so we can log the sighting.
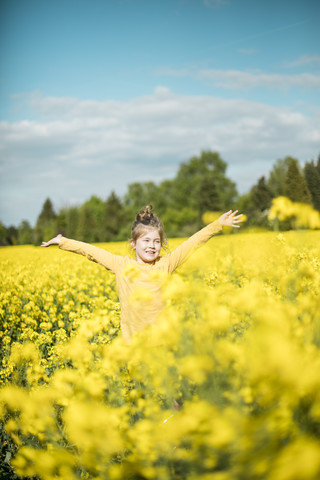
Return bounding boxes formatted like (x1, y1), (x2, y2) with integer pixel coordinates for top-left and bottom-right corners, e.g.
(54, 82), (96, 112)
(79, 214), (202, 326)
(1, 151), (320, 246)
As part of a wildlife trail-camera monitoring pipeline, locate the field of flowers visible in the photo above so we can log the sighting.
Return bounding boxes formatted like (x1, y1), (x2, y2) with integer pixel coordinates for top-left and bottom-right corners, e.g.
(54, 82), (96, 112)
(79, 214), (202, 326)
(1, 228), (320, 480)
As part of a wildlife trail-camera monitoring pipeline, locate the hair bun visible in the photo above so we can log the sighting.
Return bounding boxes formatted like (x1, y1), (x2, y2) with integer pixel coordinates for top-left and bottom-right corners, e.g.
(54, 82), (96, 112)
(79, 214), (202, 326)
(136, 205), (154, 223)
(131, 205), (167, 247)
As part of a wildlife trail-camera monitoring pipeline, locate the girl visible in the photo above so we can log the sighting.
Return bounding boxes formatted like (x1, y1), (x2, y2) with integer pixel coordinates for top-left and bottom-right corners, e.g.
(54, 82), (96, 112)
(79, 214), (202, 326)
(41, 206), (243, 343)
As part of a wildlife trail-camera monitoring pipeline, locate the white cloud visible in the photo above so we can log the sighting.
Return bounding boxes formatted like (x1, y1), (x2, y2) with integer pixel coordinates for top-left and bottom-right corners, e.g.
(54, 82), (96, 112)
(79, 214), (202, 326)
(158, 66), (320, 90)
(199, 69), (320, 89)
(284, 55), (320, 68)
(0, 88), (319, 226)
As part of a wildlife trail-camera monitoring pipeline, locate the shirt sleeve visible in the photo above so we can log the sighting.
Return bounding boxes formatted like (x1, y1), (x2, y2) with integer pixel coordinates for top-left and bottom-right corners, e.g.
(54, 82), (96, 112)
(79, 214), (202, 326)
(165, 220), (223, 273)
(59, 237), (123, 273)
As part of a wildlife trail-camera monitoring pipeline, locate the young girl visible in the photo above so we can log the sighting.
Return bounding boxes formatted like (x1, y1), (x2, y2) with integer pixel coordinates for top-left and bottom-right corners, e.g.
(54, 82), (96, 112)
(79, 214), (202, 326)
(41, 206), (243, 343)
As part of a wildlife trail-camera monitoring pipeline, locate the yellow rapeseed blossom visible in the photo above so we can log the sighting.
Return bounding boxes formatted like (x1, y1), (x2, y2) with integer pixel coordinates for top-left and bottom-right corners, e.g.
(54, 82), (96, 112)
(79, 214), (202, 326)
(1, 231), (320, 479)
(269, 196), (320, 229)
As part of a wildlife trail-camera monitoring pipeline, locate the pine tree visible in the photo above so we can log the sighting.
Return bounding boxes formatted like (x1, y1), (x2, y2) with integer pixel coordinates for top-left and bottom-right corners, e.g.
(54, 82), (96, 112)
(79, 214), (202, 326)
(304, 160), (320, 211)
(267, 157), (292, 197)
(0, 221), (7, 246)
(76, 204), (96, 242)
(34, 198), (57, 244)
(37, 198), (57, 223)
(284, 158), (312, 204)
(66, 207), (80, 238)
(316, 155), (320, 176)
(104, 191), (124, 241)
(250, 176), (273, 212)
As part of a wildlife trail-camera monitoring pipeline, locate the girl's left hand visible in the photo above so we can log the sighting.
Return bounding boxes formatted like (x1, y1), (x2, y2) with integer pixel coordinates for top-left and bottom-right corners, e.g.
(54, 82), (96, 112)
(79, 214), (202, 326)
(41, 234), (62, 247)
(218, 210), (243, 228)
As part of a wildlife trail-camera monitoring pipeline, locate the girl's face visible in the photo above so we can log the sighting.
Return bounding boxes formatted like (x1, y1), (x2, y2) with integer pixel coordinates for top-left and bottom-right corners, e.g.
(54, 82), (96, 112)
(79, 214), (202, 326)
(130, 228), (162, 264)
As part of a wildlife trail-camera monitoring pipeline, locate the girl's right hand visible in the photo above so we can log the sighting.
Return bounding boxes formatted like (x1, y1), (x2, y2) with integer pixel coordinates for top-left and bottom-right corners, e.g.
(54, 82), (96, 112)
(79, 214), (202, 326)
(41, 234), (62, 247)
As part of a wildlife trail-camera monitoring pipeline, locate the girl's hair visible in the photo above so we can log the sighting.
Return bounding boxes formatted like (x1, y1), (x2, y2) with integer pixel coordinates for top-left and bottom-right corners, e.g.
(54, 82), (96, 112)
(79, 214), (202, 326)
(131, 205), (167, 246)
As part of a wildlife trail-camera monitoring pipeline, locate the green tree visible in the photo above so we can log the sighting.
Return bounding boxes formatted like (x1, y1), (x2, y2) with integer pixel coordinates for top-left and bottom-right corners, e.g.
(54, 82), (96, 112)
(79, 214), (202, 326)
(124, 182), (160, 215)
(161, 207), (199, 238)
(173, 151), (237, 220)
(241, 177), (273, 228)
(122, 182), (162, 237)
(153, 179), (175, 216)
(17, 220), (33, 245)
(0, 221), (8, 246)
(250, 176), (273, 212)
(37, 198), (57, 223)
(55, 206), (80, 238)
(6, 226), (18, 245)
(65, 207), (80, 238)
(304, 160), (320, 211)
(76, 196), (105, 242)
(267, 157), (292, 197)
(104, 191), (125, 241)
(199, 175), (222, 214)
(236, 193), (254, 222)
(121, 151), (237, 236)
(76, 205), (96, 242)
(55, 209), (67, 236)
(284, 158), (312, 204)
(34, 198), (57, 244)
(316, 155), (320, 175)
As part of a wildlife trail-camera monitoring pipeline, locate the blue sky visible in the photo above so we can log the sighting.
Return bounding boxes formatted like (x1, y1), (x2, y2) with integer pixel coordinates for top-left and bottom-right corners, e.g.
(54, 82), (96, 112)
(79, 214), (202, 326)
(0, 0), (319, 227)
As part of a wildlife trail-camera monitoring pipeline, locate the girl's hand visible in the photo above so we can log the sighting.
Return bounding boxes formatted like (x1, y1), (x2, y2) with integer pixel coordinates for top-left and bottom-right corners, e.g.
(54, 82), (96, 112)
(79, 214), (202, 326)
(41, 234), (62, 247)
(218, 210), (243, 228)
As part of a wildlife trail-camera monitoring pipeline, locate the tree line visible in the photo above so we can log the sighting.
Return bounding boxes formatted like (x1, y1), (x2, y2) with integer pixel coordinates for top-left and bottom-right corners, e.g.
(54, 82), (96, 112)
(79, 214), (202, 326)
(1, 151), (319, 246)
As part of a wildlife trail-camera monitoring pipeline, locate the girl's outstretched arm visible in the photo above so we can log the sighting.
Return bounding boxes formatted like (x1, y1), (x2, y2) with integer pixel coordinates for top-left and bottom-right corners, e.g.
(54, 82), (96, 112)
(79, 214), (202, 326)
(218, 210), (243, 228)
(41, 234), (62, 247)
(41, 234), (123, 274)
(165, 209), (244, 273)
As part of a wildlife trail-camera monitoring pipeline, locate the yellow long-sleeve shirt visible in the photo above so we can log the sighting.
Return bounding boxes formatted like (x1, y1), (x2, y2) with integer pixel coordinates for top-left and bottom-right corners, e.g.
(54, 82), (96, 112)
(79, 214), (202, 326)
(59, 220), (222, 342)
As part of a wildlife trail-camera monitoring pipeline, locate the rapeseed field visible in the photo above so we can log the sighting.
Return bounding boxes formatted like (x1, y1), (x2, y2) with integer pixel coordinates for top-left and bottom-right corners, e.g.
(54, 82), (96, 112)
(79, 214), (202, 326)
(1, 228), (320, 480)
